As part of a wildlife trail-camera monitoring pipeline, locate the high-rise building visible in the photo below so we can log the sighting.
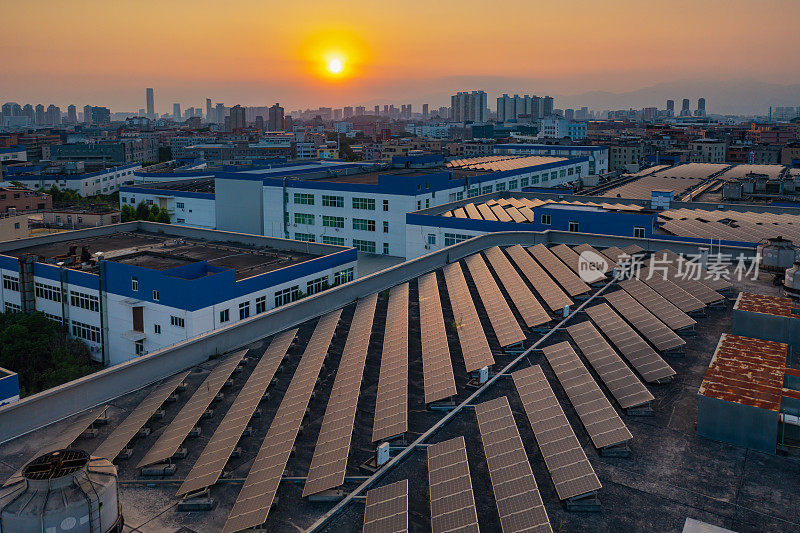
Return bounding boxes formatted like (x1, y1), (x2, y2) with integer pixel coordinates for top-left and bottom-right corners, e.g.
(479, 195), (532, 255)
(695, 98), (706, 117)
(215, 103), (226, 124)
(450, 91), (488, 122)
(36, 104), (46, 125)
(343, 106), (354, 118)
(1, 103), (21, 117)
(374, 105), (380, 116)
(91, 106), (110, 125)
(422, 103), (429, 120)
(666, 99), (675, 117)
(146, 88), (155, 118)
(45, 105), (61, 126)
(283, 116), (293, 132)
(355, 106), (365, 116)
(229, 105), (246, 130)
(22, 104), (35, 122)
(67, 105), (77, 124)
(206, 99), (213, 123)
(333, 108), (342, 120)
(681, 98), (691, 116)
(173, 103), (181, 120)
(268, 103), (284, 131)
(82, 105), (92, 125)
(438, 106), (449, 118)
(497, 93), (553, 121)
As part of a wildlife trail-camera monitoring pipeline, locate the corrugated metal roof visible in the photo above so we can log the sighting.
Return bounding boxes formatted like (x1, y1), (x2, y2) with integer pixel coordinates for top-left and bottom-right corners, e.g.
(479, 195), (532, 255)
(734, 292), (799, 319)
(699, 333), (787, 412)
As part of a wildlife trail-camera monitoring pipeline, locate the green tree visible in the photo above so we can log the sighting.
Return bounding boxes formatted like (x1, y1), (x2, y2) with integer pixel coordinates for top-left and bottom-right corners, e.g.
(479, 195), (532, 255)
(120, 204), (134, 222)
(148, 205), (160, 222)
(157, 210), (171, 223)
(135, 201), (151, 220)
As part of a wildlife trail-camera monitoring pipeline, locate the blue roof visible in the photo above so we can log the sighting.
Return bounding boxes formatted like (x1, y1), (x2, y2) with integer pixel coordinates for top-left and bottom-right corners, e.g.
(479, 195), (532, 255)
(495, 143), (606, 152)
(10, 163), (141, 182)
(0, 146), (26, 154)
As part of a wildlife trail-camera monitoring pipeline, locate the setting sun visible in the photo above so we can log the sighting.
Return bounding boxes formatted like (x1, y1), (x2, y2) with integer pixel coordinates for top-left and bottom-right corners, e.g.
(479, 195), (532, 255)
(327, 57), (344, 75)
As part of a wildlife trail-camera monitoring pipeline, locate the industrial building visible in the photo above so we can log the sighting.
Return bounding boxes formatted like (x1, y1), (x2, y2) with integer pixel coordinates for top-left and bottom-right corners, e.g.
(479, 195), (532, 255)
(494, 143), (609, 175)
(1, 225), (797, 532)
(0, 222), (356, 365)
(7, 162), (142, 195)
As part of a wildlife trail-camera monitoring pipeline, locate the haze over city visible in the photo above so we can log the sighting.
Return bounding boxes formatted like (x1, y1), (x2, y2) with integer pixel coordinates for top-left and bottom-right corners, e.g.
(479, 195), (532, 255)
(3, 0), (800, 114)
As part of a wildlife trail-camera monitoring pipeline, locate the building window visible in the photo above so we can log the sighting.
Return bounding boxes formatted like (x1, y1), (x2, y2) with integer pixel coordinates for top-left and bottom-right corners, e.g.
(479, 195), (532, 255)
(14, 223), (20, 230)
(352, 239), (376, 253)
(568, 221), (579, 232)
(154, 324), (161, 334)
(427, 234), (436, 246)
(333, 267), (354, 285)
(383, 243), (390, 255)
(239, 301), (250, 320)
(293, 193), (315, 205)
(295, 212), (315, 225)
(353, 218), (375, 231)
(170, 315), (185, 328)
(176, 202), (185, 209)
(482, 185), (492, 194)
(35, 282), (61, 302)
(322, 195), (344, 207)
(532, 175), (540, 184)
(444, 233), (472, 246)
(131, 277), (138, 291)
(152, 289), (159, 301)
(44, 312), (63, 323)
(219, 309), (229, 323)
(2, 275), (19, 292)
(383, 221), (389, 233)
(417, 200), (421, 210)
(4, 303), (21, 313)
(294, 232), (316, 242)
(521, 177), (529, 187)
(256, 296), (267, 314)
(467, 188), (480, 198)
(135, 340), (145, 356)
(322, 235), (345, 246)
(352, 197), (375, 210)
(70, 290), (99, 312)
(275, 285), (300, 307)
(633, 226), (645, 238)
(306, 276), (328, 296)
(496, 182), (506, 192)
(322, 215), (344, 228)
(71, 320), (101, 343)
(541, 214), (551, 225)
(382, 199), (389, 211)
(509, 180), (518, 189)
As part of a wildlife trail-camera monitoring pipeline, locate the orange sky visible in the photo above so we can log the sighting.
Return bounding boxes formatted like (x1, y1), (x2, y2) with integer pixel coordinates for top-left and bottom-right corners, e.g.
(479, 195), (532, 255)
(2, 0), (799, 112)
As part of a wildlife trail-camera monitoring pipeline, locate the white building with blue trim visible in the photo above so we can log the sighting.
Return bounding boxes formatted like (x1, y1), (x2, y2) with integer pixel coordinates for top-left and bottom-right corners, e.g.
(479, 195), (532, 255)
(6, 163), (141, 195)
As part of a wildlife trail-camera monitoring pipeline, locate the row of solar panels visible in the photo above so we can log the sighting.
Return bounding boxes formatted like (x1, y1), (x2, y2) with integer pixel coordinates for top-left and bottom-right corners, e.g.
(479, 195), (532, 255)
(442, 197), (643, 223)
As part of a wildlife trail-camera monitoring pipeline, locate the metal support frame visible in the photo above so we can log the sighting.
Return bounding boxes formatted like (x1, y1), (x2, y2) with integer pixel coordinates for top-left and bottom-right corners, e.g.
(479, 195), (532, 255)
(304, 273), (622, 532)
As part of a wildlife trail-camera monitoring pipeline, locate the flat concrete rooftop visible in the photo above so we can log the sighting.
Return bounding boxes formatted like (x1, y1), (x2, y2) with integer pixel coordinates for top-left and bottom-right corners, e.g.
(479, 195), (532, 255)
(312, 167), (481, 184)
(8, 231), (317, 280)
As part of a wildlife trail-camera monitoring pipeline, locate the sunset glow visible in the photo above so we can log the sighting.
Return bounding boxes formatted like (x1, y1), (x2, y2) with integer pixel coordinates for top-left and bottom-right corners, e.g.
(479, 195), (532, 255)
(327, 58), (344, 75)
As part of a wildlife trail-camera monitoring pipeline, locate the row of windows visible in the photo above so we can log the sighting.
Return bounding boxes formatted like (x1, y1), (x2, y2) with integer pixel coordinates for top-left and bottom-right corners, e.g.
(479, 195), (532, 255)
(295, 215), (389, 233)
(293, 193), (388, 212)
(4, 302), (20, 313)
(323, 215), (344, 228)
(333, 267), (355, 285)
(322, 236), (345, 246)
(3, 275), (19, 292)
(444, 233), (473, 246)
(72, 320), (101, 343)
(35, 282), (62, 302)
(70, 290), (99, 312)
(295, 212), (315, 225)
(322, 195), (344, 207)
(352, 218), (375, 231)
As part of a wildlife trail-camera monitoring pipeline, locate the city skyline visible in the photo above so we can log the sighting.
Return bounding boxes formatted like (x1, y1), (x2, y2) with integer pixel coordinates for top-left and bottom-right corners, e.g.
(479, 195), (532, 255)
(2, 1), (800, 114)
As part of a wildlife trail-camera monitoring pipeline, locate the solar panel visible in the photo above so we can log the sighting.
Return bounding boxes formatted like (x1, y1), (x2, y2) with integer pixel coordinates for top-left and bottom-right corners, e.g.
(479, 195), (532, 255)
(550, 244), (606, 284)
(527, 244), (590, 297)
(657, 249), (732, 291)
(222, 310), (341, 533)
(505, 245), (573, 313)
(94, 371), (190, 463)
(427, 436), (479, 533)
(573, 244), (617, 273)
(617, 278), (696, 332)
(622, 244), (645, 255)
(491, 204), (514, 222)
(641, 275), (705, 314)
(4, 406), (109, 486)
(484, 247), (550, 328)
(584, 304), (676, 384)
(442, 262), (495, 373)
(601, 246), (627, 265)
(418, 273), (457, 404)
(604, 289), (687, 351)
(474, 396), (552, 533)
(566, 322), (654, 410)
(542, 342), (632, 450)
(138, 349), (247, 468)
(463, 253), (526, 347)
(645, 253), (724, 305)
(512, 365), (602, 501)
(452, 207), (467, 218)
(176, 330), (297, 497)
(373, 284), (409, 442)
(363, 479), (409, 533)
(302, 296), (377, 497)
(477, 203), (499, 221)
(505, 205), (527, 223)
(464, 203), (482, 220)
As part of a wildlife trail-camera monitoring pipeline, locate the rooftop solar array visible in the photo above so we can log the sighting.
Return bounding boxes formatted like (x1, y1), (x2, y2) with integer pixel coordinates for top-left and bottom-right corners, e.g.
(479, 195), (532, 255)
(572, 244), (617, 273)
(566, 322), (654, 409)
(177, 331), (297, 497)
(483, 246), (550, 328)
(363, 479), (409, 533)
(659, 207), (800, 244)
(657, 249), (732, 292)
(440, 197), (644, 220)
(426, 436), (480, 533)
(616, 279), (696, 332)
(641, 276), (706, 314)
(418, 273), (458, 404)
(602, 163), (729, 199)
(443, 262), (495, 372)
(304, 295), (377, 496)
(474, 396), (552, 533)
(138, 349), (247, 468)
(463, 253), (526, 347)
(604, 289), (687, 351)
(600, 246), (627, 265)
(585, 304), (676, 383)
(222, 310), (341, 533)
(477, 202), (498, 221)
(373, 284), (409, 442)
(542, 342), (632, 450)
(93, 371), (189, 463)
(505, 245), (573, 312)
(446, 155), (567, 171)
(550, 244), (606, 284)
(512, 365), (602, 501)
(527, 244), (590, 297)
